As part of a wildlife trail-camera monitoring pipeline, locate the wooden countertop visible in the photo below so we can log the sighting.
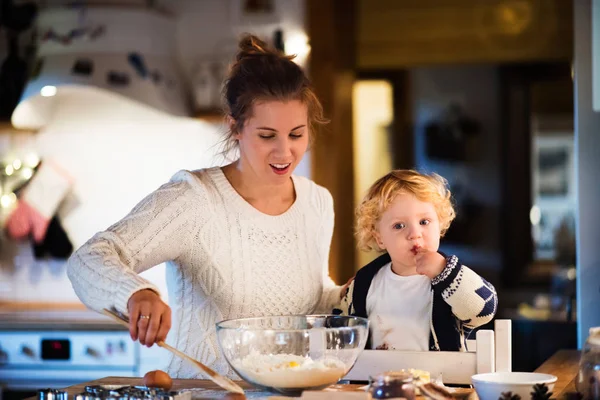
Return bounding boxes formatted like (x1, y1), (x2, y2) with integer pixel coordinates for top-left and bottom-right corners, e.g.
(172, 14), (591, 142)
(0, 308), (127, 331)
(37, 378), (366, 399)
(30, 349), (581, 400)
(533, 349), (580, 399)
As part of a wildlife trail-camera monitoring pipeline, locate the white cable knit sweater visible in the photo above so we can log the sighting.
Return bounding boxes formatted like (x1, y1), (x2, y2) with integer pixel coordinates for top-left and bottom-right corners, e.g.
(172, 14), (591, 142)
(66, 167), (341, 378)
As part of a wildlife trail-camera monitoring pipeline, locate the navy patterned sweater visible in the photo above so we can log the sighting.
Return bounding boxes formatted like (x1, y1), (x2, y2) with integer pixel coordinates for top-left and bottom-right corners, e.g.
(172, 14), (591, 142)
(333, 252), (498, 351)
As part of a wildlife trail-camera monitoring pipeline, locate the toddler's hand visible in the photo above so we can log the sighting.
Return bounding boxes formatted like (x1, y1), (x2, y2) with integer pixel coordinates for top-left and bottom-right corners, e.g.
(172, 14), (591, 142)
(414, 248), (446, 279)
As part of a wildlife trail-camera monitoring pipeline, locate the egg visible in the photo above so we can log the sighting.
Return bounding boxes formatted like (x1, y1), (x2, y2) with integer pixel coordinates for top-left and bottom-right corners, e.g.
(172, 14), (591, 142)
(143, 370), (173, 390)
(223, 394), (247, 400)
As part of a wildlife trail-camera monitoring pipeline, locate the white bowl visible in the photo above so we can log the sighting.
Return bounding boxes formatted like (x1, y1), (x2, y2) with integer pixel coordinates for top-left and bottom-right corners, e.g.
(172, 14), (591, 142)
(471, 372), (557, 400)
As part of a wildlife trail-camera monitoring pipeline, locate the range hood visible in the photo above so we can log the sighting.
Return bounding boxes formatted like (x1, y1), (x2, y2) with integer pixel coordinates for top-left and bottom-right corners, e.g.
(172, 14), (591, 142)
(11, 5), (191, 130)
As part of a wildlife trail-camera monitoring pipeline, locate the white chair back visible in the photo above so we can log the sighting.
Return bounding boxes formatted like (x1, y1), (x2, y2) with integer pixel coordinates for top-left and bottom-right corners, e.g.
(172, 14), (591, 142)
(343, 319), (512, 384)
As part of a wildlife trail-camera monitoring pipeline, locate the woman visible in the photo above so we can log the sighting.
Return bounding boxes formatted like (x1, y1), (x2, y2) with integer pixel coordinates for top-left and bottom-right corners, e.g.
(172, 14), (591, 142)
(66, 35), (343, 378)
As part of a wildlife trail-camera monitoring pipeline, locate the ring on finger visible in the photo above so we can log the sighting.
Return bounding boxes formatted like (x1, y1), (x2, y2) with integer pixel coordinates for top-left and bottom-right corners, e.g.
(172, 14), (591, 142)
(139, 315), (150, 320)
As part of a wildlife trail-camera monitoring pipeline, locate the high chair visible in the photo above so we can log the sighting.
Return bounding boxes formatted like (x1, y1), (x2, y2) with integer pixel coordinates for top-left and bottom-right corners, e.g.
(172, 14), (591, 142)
(343, 319), (512, 385)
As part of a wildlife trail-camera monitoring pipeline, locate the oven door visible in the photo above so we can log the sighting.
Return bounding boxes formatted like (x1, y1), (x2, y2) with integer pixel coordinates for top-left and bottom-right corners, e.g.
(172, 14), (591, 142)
(0, 367), (138, 389)
(0, 330), (139, 400)
(0, 367), (137, 400)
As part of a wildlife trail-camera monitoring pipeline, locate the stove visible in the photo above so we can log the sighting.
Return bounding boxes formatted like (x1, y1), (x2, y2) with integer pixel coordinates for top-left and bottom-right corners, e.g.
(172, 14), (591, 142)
(0, 310), (139, 394)
(38, 385), (191, 400)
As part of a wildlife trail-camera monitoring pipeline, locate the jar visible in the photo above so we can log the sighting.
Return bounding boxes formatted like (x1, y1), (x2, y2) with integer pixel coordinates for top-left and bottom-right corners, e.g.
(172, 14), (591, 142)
(577, 326), (600, 399)
(367, 371), (416, 400)
(37, 389), (68, 400)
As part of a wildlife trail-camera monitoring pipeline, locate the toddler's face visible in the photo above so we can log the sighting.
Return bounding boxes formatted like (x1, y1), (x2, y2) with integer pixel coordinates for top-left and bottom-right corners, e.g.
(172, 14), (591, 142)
(374, 193), (441, 270)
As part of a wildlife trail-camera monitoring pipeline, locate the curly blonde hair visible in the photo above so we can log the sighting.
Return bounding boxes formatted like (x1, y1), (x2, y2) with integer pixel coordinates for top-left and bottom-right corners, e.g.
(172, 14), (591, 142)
(356, 170), (456, 252)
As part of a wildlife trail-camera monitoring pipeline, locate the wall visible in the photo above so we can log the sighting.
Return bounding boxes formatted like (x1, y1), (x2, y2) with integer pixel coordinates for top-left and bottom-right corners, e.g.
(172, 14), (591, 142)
(347, 67), (503, 280)
(0, 89), (224, 374)
(172, 0), (310, 176)
(0, 89), (223, 304)
(352, 80), (393, 270)
(574, 0), (600, 346)
(410, 65), (502, 282)
(0, 0), (309, 303)
(174, 0), (306, 71)
(0, 2), (308, 374)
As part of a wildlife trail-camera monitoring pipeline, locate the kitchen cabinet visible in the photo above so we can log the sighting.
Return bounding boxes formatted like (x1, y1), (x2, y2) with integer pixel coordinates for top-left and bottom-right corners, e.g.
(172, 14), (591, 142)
(357, 0), (573, 69)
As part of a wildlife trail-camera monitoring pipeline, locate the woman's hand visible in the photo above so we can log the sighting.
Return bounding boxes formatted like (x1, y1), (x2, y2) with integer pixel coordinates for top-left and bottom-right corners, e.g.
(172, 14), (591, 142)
(127, 289), (171, 347)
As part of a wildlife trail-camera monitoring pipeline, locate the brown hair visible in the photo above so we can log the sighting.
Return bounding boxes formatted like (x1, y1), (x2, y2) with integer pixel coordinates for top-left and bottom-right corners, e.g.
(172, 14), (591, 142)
(356, 170), (456, 252)
(221, 34), (327, 155)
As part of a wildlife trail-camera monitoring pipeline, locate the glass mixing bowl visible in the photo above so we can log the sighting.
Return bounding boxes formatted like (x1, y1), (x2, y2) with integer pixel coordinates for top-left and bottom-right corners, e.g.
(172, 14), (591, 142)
(215, 314), (369, 395)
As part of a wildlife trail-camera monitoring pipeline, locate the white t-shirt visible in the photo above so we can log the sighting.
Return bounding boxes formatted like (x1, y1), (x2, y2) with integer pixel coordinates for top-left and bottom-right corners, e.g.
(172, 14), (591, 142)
(366, 262), (433, 351)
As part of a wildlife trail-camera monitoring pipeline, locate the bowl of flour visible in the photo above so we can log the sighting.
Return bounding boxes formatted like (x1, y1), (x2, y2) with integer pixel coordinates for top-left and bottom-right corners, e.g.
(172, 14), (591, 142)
(215, 315), (369, 395)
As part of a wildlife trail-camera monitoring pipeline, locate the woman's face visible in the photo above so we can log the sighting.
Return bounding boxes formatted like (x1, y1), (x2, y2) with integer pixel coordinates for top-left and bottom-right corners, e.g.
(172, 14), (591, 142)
(235, 100), (309, 184)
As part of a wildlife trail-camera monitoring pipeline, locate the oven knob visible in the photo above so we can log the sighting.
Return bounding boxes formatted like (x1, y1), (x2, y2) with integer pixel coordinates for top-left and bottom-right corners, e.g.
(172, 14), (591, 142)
(0, 348), (8, 364)
(21, 345), (35, 358)
(84, 346), (101, 358)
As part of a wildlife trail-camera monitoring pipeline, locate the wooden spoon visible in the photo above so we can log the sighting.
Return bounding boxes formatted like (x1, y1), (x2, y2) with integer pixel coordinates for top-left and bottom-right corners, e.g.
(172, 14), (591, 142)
(102, 308), (244, 395)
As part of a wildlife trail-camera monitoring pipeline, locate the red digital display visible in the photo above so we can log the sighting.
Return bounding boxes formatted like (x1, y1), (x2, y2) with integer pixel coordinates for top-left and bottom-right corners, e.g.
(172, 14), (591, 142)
(41, 339), (70, 360)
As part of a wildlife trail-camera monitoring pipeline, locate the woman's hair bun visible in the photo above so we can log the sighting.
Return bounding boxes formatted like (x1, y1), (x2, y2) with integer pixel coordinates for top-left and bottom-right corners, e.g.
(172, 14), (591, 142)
(236, 34), (276, 62)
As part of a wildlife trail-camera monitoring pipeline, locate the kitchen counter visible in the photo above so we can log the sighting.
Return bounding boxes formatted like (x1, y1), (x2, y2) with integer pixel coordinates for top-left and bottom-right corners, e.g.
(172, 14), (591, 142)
(30, 377), (366, 399)
(0, 308), (126, 331)
(533, 349), (580, 399)
(26, 350), (581, 399)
